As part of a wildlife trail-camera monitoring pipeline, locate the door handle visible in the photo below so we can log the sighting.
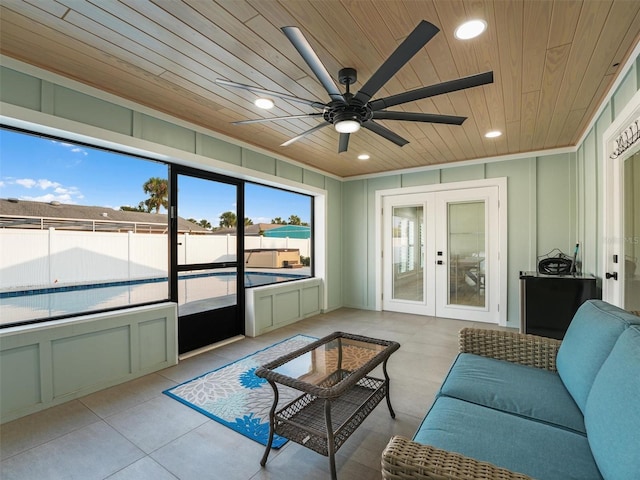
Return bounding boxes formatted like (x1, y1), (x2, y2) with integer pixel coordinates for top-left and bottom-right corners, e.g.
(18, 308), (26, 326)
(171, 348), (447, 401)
(605, 272), (618, 280)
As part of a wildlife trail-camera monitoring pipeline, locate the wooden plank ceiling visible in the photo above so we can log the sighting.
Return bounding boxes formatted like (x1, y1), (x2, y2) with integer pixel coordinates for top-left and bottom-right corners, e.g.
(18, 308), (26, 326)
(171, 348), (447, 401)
(1, 0), (639, 178)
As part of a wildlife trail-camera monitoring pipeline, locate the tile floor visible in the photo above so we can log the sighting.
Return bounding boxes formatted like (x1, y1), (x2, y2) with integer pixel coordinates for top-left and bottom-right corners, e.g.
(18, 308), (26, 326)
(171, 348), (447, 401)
(0, 308), (497, 480)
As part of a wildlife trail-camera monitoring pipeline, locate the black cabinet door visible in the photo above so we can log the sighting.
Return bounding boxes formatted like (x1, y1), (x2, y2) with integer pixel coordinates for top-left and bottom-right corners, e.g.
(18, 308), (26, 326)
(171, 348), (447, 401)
(519, 274), (599, 339)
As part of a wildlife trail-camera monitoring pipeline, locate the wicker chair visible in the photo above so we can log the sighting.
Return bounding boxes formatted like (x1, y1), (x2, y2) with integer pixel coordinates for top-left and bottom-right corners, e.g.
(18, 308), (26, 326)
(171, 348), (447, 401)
(381, 327), (562, 480)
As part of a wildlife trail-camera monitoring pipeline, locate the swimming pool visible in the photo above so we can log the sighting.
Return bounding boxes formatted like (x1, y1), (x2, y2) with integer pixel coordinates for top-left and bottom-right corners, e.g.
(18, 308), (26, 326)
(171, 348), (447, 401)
(0, 271), (308, 325)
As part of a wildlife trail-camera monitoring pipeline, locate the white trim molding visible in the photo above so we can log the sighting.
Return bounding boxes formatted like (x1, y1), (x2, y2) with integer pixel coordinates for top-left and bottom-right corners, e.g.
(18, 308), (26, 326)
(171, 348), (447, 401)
(602, 88), (640, 306)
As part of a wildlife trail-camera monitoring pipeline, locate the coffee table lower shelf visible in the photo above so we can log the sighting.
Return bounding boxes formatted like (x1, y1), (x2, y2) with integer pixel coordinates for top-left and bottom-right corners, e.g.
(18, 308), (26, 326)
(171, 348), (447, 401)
(274, 375), (387, 456)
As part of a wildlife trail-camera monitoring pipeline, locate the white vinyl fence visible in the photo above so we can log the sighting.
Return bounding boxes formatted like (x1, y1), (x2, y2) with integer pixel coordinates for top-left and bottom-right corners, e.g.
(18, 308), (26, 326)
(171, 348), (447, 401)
(0, 229), (311, 290)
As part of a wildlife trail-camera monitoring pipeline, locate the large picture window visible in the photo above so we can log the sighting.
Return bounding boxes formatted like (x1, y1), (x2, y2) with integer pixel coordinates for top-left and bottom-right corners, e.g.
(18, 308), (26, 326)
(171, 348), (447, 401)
(0, 128), (171, 326)
(0, 128), (315, 327)
(242, 182), (313, 283)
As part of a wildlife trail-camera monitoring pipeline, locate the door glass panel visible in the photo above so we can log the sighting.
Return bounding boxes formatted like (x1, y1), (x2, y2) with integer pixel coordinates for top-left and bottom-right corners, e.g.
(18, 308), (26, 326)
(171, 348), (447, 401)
(624, 151), (640, 313)
(448, 201), (485, 307)
(177, 267), (236, 316)
(177, 175), (237, 317)
(392, 206), (424, 301)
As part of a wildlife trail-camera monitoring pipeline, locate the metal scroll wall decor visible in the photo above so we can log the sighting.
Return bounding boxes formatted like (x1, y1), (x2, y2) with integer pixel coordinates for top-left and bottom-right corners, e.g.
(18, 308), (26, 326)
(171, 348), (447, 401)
(610, 118), (640, 159)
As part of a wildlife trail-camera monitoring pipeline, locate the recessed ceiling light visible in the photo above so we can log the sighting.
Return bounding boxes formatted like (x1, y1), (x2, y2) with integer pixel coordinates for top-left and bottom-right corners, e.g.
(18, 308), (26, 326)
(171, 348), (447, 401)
(254, 98), (275, 109)
(485, 130), (502, 138)
(455, 20), (487, 40)
(358, 154), (370, 160)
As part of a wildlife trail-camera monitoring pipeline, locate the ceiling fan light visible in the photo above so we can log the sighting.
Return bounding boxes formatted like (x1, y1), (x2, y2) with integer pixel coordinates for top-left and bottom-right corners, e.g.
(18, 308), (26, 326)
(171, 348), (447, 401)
(485, 130), (502, 138)
(455, 20), (487, 40)
(254, 97), (275, 109)
(334, 119), (361, 133)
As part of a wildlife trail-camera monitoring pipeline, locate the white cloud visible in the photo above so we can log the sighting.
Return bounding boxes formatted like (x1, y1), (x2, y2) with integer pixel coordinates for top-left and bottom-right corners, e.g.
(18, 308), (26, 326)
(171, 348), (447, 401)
(15, 178), (36, 188)
(8, 177), (83, 204)
(22, 193), (76, 204)
(51, 140), (88, 156)
(71, 147), (88, 156)
(14, 178), (63, 190)
(36, 179), (61, 190)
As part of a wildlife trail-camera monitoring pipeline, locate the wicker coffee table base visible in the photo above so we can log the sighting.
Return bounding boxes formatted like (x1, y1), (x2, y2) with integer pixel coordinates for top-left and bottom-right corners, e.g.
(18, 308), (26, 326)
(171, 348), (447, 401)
(261, 371), (395, 479)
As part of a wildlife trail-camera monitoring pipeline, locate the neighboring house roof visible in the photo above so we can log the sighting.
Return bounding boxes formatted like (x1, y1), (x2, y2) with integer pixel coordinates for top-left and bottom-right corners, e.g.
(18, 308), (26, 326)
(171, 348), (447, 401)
(0, 198), (207, 233)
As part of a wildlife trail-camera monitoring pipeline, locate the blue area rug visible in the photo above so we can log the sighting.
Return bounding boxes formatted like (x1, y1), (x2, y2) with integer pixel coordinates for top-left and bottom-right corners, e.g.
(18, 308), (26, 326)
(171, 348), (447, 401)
(163, 335), (317, 447)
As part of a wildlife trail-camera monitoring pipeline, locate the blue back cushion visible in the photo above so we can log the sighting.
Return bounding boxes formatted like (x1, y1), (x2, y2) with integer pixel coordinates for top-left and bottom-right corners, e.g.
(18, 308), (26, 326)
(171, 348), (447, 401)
(556, 300), (640, 412)
(584, 326), (640, 480)
(439, 353), (585, 433)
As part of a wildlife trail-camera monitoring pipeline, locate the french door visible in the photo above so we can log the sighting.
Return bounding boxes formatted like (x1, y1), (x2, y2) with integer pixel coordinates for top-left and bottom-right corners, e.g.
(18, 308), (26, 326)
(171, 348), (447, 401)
(607, 149), (640, 312)
(622, 151), (640, 312)
(170, 167), (244, 354)
(602, 91), (640, 311)
(382, 186), (500, 323)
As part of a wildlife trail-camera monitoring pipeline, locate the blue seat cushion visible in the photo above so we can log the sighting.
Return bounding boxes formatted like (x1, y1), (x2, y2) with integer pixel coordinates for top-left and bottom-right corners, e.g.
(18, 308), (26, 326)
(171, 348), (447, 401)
(556, 300), (640, 413)
(414, 396), (603, 480)
(439, 353), (585, 433)
(585, 325), (640, 480)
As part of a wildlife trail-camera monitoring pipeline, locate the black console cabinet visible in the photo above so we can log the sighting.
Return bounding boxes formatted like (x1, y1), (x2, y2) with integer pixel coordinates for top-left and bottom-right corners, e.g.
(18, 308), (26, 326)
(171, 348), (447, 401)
(519, 272), (599, 339)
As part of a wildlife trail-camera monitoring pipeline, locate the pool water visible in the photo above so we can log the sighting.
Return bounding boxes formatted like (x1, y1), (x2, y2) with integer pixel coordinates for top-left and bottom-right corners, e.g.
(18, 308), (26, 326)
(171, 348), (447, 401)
(0, 271), (307, 325)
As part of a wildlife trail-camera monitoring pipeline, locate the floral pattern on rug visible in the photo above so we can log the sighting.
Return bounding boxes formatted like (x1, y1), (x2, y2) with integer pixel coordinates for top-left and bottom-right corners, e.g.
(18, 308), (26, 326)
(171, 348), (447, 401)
(164, 335), (316, 447)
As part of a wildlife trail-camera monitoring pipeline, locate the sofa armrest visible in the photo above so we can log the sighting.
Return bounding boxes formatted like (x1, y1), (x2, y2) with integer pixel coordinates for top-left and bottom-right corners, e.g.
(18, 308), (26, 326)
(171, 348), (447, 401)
(459, 328), (562, 371)
(382, 436), (533, 480)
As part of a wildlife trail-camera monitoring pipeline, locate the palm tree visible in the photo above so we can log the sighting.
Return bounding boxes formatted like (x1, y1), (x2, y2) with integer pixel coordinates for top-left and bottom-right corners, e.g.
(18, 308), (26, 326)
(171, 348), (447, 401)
(142, 177), (168, 213)
(198, 219), (212, 229)
(271, 217), (285, 224)
(120, 202), (146, 212)
(219, 211), (237, 227)
(288, 214), (302, 225)
(244, 217), (253, 226)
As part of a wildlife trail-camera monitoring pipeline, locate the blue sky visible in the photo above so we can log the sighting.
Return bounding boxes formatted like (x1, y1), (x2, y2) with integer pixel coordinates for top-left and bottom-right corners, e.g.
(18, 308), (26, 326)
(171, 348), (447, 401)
(0, 129), (311, 225)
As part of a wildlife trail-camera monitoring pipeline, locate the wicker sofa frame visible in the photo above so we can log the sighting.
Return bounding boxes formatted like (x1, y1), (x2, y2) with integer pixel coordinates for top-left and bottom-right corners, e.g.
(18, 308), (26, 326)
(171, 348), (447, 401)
(381, 327), (562, 480)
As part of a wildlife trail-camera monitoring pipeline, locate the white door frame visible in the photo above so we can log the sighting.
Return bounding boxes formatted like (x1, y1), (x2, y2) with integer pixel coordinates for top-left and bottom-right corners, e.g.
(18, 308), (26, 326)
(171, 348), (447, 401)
(602, 88), (640, 306)
(375, 177), (508, 326)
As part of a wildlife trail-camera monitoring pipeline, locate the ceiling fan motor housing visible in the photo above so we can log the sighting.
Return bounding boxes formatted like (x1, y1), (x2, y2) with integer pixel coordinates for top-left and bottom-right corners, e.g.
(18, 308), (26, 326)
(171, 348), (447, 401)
(323, 93), (373, 127)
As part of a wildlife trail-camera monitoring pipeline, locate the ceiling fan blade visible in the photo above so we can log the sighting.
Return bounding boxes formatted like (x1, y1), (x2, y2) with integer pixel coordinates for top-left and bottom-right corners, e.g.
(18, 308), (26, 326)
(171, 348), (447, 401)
(353, 20), (440, 105)
(215, 78), (326, 109)
(373, 111), (466, 125)
(282, 27), (346, 104)
(338, 133), (350, 153)
(370, 71), (494, 111)
(233, 113), (324, 125)
(281, 123), (329, 147)
(362, 121), (409, 147)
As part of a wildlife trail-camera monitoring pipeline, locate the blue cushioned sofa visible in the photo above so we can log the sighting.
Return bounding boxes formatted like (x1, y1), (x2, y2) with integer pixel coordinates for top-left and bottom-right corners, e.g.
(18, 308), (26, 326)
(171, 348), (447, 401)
(381, 300), (640, 480)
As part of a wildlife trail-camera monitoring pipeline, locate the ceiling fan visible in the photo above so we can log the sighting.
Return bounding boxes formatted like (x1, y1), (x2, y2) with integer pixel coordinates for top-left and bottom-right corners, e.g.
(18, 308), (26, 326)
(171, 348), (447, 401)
(215, 20), (494, 153)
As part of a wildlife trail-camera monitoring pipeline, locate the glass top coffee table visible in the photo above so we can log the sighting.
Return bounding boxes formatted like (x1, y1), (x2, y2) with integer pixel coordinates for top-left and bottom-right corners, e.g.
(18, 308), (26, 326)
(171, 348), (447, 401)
(255, 331), (400, 479)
